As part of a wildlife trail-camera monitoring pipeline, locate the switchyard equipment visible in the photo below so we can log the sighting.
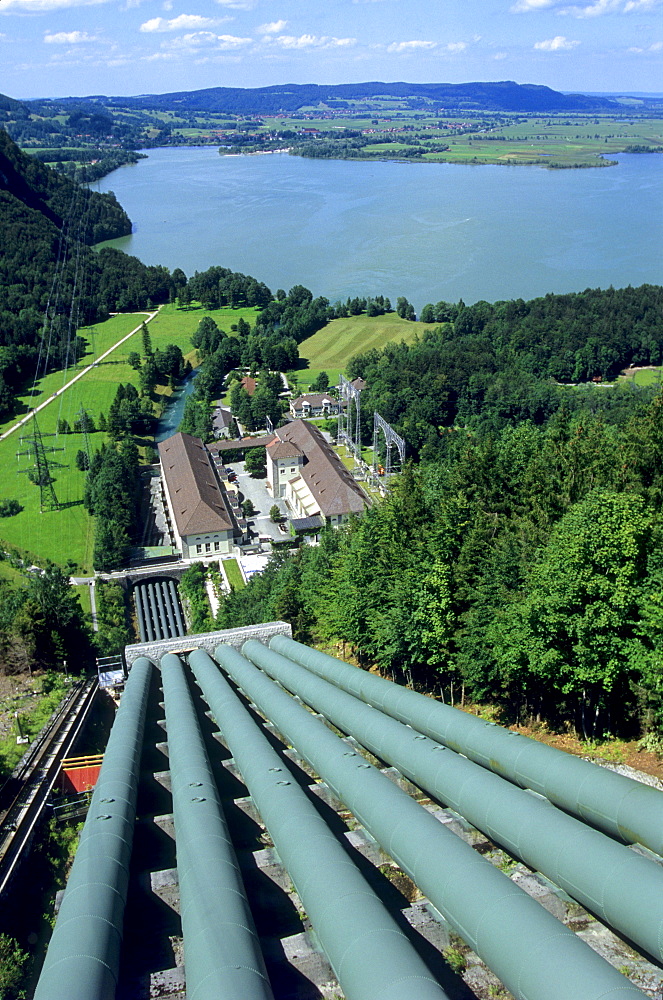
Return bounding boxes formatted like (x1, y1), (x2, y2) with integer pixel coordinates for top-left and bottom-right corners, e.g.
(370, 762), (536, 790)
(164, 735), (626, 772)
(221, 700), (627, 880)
(372, 411), (406, 482)
(337, 373), (362, 465)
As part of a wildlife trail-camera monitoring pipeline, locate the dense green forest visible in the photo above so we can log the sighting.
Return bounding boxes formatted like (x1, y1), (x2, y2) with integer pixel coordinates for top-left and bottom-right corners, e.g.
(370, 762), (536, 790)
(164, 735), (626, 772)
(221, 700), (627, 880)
(349, 284), (663, 458)
(217, 390), (663, 737)
(0, 130), (174, 418)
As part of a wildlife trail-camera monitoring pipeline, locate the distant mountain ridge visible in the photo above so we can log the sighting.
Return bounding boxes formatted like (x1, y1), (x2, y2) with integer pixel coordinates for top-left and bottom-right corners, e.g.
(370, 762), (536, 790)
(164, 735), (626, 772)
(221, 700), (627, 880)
(44, 80), (618, 114)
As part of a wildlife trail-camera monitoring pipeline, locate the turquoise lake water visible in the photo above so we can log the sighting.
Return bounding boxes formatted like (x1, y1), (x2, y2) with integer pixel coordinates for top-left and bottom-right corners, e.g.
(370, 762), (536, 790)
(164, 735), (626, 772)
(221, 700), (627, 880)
(97, 147), (663, 309)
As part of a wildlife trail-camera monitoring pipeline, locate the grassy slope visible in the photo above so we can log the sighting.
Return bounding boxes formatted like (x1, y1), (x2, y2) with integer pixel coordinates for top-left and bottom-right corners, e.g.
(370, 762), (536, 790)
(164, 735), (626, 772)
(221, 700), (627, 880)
(0, 303), (257, 571)
(296, 313), (438, 380)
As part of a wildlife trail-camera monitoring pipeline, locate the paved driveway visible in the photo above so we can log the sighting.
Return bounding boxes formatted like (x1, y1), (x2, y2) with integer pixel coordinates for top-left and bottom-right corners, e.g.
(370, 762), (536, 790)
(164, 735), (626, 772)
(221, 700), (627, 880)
(224, 461), (289, 543)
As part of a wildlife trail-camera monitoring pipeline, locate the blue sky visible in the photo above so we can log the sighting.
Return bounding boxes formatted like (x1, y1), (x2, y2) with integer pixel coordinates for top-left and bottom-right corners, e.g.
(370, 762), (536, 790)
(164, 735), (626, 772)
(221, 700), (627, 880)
(0, 0), (660, 101)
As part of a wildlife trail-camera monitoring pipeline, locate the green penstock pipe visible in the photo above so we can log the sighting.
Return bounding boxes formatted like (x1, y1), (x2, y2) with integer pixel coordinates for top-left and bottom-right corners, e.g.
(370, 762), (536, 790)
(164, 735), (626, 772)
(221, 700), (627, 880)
(216, 643), (643, 1000)
(245, 639), (663, 964)
(270, 635), (663, 858)
(187, 646), (451, 1000)
(160, 653), (274, 1000)
(34, 657), (152, 1000)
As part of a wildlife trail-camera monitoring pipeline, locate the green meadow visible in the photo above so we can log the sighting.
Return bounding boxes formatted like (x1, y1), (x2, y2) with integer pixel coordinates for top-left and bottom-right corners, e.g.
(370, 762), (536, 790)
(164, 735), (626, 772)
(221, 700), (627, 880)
(296, 313), (438, 378)
(0, 303), (258, 571)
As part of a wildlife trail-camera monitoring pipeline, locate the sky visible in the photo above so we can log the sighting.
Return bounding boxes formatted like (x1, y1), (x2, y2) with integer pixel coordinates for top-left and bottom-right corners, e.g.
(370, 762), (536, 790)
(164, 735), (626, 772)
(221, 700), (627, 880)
(0, 0), (660, 102)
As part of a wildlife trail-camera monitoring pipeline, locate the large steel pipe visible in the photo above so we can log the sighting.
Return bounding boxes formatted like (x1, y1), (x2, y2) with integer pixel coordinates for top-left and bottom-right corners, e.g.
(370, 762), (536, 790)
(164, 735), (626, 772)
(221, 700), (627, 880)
(160, 653), (274, 1000)
(154, 579), (169, 638)
(270, 636), (663, 857)
(161, 581), (177, 638)
(133, 585), (149, 643)
(188, 648), (451, 1000)
(215, 644), (643, 1000)
(34, 657), (152, 1000)
(244, 639), (663, 963)
(168, 579), (185, 636)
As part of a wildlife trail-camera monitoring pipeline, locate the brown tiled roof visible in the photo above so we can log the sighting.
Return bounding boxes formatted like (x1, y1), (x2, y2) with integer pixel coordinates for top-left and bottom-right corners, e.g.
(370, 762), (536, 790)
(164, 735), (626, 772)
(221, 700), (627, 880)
(159, 432), (235, 537)
(240, 376), (257, 396)
(267, 439), (304, 460)
(272, 421), (368, 518)
(351, 377), (367, 391)
(291, 393), (337, 409)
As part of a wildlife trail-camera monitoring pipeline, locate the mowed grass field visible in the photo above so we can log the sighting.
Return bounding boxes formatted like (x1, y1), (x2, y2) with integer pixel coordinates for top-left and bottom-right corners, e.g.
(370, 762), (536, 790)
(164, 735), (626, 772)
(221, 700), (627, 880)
(296, 313), (439, 384)
(0, 303), (257, 571)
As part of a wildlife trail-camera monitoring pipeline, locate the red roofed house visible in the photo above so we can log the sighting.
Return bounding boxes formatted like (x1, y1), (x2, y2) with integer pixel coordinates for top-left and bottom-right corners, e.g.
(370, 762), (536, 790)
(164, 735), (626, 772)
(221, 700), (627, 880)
(240, 376), (257, 396)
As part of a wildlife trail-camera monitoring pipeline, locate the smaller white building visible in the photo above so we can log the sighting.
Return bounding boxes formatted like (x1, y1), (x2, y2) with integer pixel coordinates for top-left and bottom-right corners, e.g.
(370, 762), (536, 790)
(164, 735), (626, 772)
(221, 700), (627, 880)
(289, 393), (340, 419)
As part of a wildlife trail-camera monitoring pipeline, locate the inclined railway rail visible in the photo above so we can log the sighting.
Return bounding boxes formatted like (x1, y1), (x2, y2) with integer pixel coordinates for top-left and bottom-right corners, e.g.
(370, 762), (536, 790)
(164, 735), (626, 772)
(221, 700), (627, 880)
(133, 578), (185, 642)
(33, 630), (663, 1000)
(0, 676), (97, 899)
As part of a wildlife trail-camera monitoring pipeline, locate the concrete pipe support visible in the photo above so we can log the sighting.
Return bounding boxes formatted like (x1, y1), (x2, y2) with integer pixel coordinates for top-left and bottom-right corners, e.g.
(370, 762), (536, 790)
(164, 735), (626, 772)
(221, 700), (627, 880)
(270, 635), (663, 858)
(34, 656), (153, 1000)
(214, 643), (644, 1000)
(160, 652), (274, 1000)
(187, 647), (452, 1000)
(244, 639), (663, 964)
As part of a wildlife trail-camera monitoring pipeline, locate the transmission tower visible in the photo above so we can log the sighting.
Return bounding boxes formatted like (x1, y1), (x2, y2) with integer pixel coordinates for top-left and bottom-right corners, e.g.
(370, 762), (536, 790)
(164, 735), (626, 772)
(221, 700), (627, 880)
(372, 412), (406, 489)
(17, 418), (66, 511)
(77, 405), (93, 466)
(337, 374), (362, 466)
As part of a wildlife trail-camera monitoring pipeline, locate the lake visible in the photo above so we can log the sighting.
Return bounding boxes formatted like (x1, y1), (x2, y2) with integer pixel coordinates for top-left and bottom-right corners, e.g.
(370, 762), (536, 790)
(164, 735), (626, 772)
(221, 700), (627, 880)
(96, 148), (663, 309)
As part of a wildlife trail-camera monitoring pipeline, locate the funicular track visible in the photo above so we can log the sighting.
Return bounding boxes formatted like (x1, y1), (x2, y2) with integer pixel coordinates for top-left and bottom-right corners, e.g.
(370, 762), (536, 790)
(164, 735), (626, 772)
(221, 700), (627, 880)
(0, 676), (98, 898)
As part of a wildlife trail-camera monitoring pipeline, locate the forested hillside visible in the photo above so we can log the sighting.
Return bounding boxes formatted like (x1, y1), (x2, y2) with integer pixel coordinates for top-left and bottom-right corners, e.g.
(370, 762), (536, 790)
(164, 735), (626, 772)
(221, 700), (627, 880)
(72, 81), (618, 115)
(218, 388), (663, 738)
(0, 130), (172, 418)
(349, 285), (663, 458)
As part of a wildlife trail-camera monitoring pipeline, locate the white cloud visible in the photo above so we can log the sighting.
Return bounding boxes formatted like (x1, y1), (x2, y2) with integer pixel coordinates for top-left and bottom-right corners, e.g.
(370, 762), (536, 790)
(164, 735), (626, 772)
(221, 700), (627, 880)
(386, 39), (437, 52)
(513, 0), (661, 12)
(511, 0), (555, 11)
(268, 33), (356, 49)
(257, 20), (287, 34)
(44, 29), (98, 42)
(140, 15), (226, 32)
(534, 34), (580, 47)
(0, 0), (108, 10)
(161, 30), (252, 50)
(213, 0), (255, 8)
(444, 41), (467, 52)
(628, 39), (663, 49)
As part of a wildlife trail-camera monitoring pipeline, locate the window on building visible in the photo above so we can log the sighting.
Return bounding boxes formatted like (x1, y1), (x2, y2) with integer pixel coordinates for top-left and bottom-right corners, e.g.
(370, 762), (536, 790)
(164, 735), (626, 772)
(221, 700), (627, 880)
(196, 544), (202, 553)
(205, 542), (211, 552)
(214, 541), (220, 551)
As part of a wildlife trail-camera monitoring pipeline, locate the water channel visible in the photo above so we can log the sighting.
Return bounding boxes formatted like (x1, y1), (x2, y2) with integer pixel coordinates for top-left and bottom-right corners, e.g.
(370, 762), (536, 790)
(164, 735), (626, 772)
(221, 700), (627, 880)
(154, 368), (199, 443)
